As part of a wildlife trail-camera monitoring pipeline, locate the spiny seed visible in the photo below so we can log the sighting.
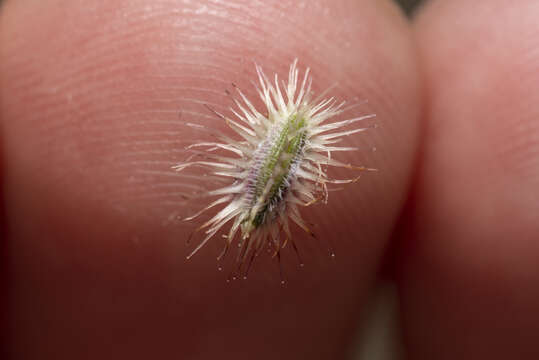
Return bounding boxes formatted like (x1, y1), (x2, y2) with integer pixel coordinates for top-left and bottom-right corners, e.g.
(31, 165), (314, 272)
(173, 59), (376, 277)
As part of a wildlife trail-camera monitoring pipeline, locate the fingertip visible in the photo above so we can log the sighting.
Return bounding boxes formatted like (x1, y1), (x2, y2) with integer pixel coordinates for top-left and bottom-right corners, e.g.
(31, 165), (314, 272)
(2, 0), (420, 358)
(400, 1), (539, 358)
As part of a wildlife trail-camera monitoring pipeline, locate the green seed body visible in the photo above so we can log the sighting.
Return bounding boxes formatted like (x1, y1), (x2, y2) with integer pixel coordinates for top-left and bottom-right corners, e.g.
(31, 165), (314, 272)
(244, 114), (307, 232)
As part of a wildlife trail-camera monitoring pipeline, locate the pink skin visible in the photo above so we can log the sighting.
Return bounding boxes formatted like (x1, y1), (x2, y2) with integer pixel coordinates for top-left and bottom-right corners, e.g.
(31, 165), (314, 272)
(1, 0), (418, 358)
(1, 0), (538, 359)
(398, 0), (539, 358)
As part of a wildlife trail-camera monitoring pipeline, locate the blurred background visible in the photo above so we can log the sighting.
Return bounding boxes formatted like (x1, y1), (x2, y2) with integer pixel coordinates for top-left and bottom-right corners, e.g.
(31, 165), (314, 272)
(396, 0), (424, 15)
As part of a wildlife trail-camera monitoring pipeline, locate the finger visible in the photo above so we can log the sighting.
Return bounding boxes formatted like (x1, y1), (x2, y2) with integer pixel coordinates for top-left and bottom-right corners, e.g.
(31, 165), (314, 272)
(398, 0), (539, 358)
(1, 0), (420, 358)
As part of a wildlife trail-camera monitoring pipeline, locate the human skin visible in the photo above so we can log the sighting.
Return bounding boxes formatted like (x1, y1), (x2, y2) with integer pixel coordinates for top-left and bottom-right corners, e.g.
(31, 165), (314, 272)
(398, 0), (539, 358)
(1, 0), (538, 359)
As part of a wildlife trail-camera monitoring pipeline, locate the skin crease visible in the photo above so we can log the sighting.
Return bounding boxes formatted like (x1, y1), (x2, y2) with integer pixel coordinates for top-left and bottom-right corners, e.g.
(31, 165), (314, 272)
(1, 0), (419, 359)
